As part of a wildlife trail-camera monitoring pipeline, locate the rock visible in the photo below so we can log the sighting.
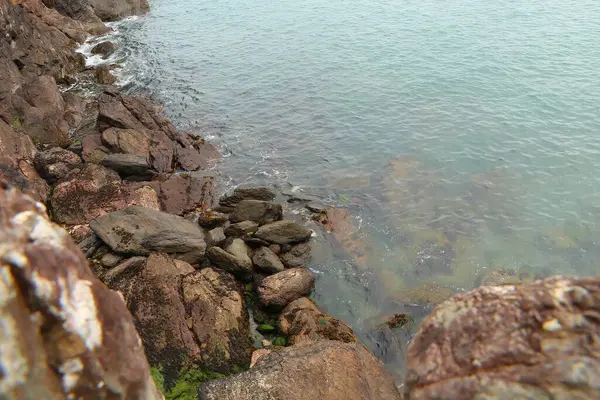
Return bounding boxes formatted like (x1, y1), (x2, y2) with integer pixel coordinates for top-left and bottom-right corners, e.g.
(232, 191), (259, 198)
(254, 220), (313, 244)
(34, 147), (82, 183)
(0, 179), (161, 399)
(229, 200), (283, 225)
(86, 0), (149, 22)
(249, 349), (271, 368)
(94, 65), (116, 85)
(206, 227), (226, 247)
(404, 276), (600, 400)
(198, 340), (401, 400)
(279, 297), (357, 345)
(91, 41), (116, 57)
(252, 246), (285, 274)
(100, 251), (123, 268)
(313, 207), (369, 265)
(89, 206), (207, 263)
(132, 185), (161, 211)
(207, 247), (252, 282)
(226, 238), (252, 264)
(224, 220), (259, 238)
(182, 268), (252, 372)
(268, 244), (281, 254)
(198, 210), (229, 228)
(174, 137), (220, 171)
(151, 174), (215, 216)
(305, 202), (326, 214)
(258, 268), (315, 309)
(219, 187), (276, 207)
(101, 153), (153, 178)
(242, 237), (271, 248)
(50, 163), (143, 225)
(279, 242), (312, 268)
(81, 133), (109, 163)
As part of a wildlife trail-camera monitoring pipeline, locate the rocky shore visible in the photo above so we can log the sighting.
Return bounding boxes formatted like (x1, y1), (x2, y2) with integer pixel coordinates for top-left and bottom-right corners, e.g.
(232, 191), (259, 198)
(1, 0), (600, 399)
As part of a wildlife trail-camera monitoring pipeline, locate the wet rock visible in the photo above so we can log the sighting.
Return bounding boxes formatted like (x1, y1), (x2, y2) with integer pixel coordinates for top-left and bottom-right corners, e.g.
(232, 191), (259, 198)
(182, 268), (252, 372)
(225, 220), (259, 237)
(34, 147), (82, 184)
(207, 247), (252, 281)
(404, 276), (600, 400)
(101, 153), (153, 178)
(198, 340), (401, 400)
(89, 206), (207, 263)
(198, 210), (229, 228)
(0, 180), (161, 399)
(226, 238), (252, 262)
(229, 200), (283, 225)
(413, 240), (455, 277)
(254, 220), (313, 244)
(50, 163), (149, 225)
(206, 227), (226, 247)
(305, 202), (326, 214)
(258, 268), (315, 309)
(313, 207), (369, 265)
(219, 186), (276, 207)
(394, 283), (454, 306)
(91, 41), (116, 57)
(252, 246), (285, 274)
(279, 242), (312, 268)
(242, 237), (271, 248)
(279, 297), (357, 344)
(249, 349), (271, 368)
(94, 65), (116, 85)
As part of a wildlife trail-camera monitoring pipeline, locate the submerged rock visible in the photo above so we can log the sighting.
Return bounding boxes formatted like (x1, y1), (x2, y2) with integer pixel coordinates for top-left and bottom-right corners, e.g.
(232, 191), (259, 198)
(279, 297), (357, 345)
(219, 186), (276, 207)
(254, 220), (313, 244)
(229, 200), (283, 225)
(90, 205), (207, 263)
(0, 180), (161, 399)
(198, 340), (401, 400)
(404, 276), (600, 399)
(258, 268), (315, 309)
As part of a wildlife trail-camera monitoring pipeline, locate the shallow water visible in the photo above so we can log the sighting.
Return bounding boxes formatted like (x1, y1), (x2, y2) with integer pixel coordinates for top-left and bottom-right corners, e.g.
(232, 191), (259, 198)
(112, 0), (600, 379)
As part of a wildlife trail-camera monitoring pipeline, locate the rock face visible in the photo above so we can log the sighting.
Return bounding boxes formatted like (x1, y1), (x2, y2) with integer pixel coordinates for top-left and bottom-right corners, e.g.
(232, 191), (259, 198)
(404, 276), (600, 400)
(279, 297), (357, 345)
(258, 268), (315, 309)
(229, 200), (283, 225)
(198, 340), (402, 400)
(219, 187), (276, 207)
(107, 255), (250, 386)
(90, 205), (207, 263)
(0, 180), (161, 399)
(254, 220), (313, 244)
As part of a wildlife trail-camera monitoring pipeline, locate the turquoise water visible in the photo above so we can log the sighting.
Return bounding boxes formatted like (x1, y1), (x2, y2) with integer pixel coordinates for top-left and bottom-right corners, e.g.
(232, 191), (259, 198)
(116, 0), (600, 379)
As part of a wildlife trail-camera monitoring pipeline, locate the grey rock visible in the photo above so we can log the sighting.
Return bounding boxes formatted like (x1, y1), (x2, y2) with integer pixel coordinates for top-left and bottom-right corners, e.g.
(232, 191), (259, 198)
(101, 153), (153, 178)
(207, 247), (252, 281)
(198, 340), (401, 400)
(252, 247), (285, 274)
(199, 210), (229, 228)
(224, 220), (259, 237)
(279, 242), (312, 268)
(226, 239), (252, 266)
(91, 41), (116, 58)
(89, 206), (206, 263)
(306, 203), (326, 214)
(258, 268), (315, 309)
(242, 237), (270, 248)
(254, 220), (313, 244)
(100, 251), (123, 268)
(206, 227), (226, 247)
(229, 200), (283, 225)
(219, 187), (276, 207)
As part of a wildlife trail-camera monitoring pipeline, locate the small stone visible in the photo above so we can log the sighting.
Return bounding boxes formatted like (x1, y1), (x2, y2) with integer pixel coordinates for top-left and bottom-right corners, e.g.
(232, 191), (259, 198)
(254, 220), (313, 244)
(100, 252), (123, 268)
(206, 227), (226, 247)
(229, 200), (283, 225)
(225, 220), (259, 237)
(243, 237), (270, 247)
(269, 244), (281, 254)
(258, 268), (315, 309)
(220, 187), (276, 207)
(252, 247), (285, 274)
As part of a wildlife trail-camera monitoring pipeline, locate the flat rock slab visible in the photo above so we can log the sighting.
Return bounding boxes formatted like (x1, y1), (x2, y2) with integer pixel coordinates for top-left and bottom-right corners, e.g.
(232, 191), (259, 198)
(90, 206), (206, 261)
(198, 340), (401, 400)
(254, 220), (312, 244)
(258, 268), (315, 309)
(229, 200), (283, 225)
(404, 276), (600, 400)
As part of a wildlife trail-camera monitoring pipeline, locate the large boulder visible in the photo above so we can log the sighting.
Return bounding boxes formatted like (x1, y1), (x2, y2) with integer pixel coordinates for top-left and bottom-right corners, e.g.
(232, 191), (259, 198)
(254, 220), (313, 244)
(219, 187), (276, 207)
(279, 297), (357, 345)
(258, 268), (315, 309)
(198, 340), (401, 400)
(107, 255), (250, 387)
(90, 206), (207, 263)
(0, 180), (161, 399)
(229, 200), (283, 225)
(404, 276), (600, 400)
(50, 163), (156, 225)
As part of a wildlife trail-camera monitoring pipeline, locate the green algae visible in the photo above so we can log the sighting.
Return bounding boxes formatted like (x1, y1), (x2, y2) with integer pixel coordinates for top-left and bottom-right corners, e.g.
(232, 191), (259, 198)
(151, 365), (231, 400)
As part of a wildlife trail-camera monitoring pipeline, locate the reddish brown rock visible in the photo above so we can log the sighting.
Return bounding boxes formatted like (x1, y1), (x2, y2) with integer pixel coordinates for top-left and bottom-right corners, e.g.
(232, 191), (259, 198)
(404, 276), (600, 400)
(279, 297), (357, 345)
(34, 147), (82, 183)
(0, 180), (161, 399)
(198, 340), (401, 400)
(150, 174), (215, 215)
